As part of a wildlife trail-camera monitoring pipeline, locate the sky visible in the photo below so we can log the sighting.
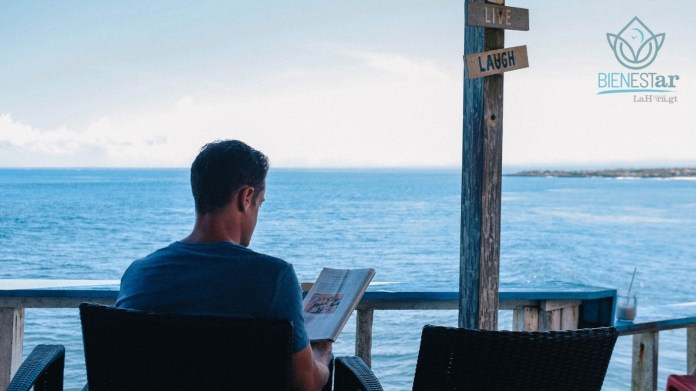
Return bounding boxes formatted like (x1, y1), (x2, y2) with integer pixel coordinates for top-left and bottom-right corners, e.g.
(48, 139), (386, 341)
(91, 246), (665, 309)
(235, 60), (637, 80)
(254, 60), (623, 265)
(1, 1), (695, 168)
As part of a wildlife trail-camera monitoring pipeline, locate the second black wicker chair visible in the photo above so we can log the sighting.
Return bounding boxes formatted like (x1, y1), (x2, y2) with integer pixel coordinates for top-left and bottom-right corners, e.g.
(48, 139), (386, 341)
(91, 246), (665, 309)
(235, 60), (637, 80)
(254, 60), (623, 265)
(6, 344), (65, 391)
(79, 303), (294, 391)
(335, 325), (619, 391)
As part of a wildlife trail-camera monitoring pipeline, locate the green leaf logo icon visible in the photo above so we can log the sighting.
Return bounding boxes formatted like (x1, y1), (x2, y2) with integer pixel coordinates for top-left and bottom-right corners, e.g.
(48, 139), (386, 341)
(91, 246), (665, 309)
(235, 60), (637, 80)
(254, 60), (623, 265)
(607, 17), (665, 70)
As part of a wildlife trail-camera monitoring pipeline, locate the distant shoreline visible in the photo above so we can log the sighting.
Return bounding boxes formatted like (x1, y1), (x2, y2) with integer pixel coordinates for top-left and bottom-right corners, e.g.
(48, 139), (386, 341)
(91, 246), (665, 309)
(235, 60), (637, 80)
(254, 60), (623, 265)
(507, 168), (696, 178)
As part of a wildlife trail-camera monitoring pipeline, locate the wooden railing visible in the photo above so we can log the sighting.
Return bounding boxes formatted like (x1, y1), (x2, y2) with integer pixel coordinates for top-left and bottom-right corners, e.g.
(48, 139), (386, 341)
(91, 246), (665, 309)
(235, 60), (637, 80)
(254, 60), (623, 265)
(614, 303), (696, 390)
(351, 287), (614, 366)
(2, 280), (694, 390)
(354, 294), (696, 391)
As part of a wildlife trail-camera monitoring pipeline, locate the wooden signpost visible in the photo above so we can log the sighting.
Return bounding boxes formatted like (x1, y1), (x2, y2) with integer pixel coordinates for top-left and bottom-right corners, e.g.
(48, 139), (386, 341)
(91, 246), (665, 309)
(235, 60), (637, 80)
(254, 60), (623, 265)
(460, 0), (529, 331)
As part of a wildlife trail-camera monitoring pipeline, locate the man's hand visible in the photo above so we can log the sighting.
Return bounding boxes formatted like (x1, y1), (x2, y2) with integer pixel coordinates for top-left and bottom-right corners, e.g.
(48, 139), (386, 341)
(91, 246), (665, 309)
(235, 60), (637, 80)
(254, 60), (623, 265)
(311, 340), (332, 366)
(291, 341), (333, 391)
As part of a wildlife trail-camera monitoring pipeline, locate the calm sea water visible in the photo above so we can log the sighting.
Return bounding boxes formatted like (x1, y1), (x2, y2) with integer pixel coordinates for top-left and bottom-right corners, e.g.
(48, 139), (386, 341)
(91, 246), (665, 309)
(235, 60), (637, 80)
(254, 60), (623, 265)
(1, 168), (695, 390)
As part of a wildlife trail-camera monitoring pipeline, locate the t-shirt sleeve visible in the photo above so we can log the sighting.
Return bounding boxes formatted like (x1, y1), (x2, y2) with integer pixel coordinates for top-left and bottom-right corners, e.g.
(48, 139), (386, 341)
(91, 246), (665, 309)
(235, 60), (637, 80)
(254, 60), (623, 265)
(271, 263), (310, 353)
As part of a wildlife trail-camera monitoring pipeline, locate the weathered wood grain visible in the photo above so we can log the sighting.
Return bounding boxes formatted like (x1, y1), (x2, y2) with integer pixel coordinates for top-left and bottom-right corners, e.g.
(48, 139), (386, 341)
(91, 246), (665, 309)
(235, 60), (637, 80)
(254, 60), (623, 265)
(467, 3), (529, 31)
(461, 0), (504, 332)
(538, 308), (561, 331)
(0, 308), (24, 390)
(561, 305), (580, 330)
(460, 0), (486, 330)
(688, 326), (696, 373)
(632, 332), (658, 391)
(356, 308), (374, 367)
(0, 296), (115, 308)
(513, 306), (539, 331)
(541, 300), (582, 312)
(465, 45), (529, 79)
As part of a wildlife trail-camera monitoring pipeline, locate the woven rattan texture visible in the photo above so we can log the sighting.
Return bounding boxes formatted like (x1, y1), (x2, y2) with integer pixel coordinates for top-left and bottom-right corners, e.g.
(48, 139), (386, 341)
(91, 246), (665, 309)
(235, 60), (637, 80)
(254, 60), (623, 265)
(334, 356), (384, 391)
(6, 344), (65, 391)
(412, 325), (619, 391)
(80, 303), (293, 391)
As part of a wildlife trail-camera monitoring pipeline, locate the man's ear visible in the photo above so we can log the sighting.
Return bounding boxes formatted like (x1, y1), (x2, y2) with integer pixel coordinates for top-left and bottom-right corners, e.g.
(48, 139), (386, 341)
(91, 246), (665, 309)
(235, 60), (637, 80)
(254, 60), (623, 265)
(237, 186), (255, 211)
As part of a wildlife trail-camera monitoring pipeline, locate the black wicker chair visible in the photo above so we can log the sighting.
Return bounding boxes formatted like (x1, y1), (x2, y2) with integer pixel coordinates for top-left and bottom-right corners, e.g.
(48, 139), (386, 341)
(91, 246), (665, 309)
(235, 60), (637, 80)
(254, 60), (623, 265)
(335, 325), (619, 391)
(334, 355), (384, 391)
(79, 303), (294, 391)
(6, 344), (65, 391)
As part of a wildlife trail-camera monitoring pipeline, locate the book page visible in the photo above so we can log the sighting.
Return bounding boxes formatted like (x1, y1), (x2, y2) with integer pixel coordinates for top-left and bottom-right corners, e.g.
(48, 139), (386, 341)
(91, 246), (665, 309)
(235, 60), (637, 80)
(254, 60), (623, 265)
(302, 267), (375, 341)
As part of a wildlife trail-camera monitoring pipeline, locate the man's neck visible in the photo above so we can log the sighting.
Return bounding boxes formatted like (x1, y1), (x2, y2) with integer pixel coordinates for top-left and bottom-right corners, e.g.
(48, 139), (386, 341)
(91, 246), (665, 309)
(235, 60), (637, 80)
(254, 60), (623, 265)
(181, 212), (244, 245)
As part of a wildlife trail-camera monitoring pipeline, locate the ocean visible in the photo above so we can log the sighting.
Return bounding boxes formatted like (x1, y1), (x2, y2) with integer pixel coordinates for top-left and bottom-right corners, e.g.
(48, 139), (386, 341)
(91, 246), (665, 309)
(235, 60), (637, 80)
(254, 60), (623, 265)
(1, 168), (695, 390)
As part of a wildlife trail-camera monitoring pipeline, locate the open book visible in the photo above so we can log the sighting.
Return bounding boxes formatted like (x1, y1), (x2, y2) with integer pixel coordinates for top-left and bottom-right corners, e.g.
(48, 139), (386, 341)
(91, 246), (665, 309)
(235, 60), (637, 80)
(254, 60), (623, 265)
(302, 267), (375, 342)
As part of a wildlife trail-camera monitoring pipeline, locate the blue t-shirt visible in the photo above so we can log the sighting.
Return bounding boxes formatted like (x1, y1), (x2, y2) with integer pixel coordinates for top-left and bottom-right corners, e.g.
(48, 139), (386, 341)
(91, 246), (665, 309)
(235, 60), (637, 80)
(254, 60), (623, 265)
(116, 241), (310, 353)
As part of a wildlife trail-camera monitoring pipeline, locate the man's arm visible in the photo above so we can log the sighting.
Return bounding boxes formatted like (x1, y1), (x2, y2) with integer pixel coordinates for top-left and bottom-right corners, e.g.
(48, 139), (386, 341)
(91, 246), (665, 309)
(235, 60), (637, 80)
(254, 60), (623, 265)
(291, 341), (332, 391)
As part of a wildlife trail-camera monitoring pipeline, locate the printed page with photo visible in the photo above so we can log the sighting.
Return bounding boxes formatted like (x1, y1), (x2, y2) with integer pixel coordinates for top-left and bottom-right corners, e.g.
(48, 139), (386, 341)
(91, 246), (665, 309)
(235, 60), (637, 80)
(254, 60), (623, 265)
(302, 267), (376, 342)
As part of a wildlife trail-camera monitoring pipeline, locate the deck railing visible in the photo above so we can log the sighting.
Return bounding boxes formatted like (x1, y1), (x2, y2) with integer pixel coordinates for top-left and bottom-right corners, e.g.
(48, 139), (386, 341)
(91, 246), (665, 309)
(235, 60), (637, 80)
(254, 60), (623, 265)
(354, 295), (696, 391)
(1, 280), (694, 391)
(614, 303), (696, 390)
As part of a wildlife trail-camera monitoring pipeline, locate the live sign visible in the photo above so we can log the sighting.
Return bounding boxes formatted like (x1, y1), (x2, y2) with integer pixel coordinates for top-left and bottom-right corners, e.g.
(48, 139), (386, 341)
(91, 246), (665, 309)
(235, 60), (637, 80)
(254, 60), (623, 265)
(466, 3), (529, 31)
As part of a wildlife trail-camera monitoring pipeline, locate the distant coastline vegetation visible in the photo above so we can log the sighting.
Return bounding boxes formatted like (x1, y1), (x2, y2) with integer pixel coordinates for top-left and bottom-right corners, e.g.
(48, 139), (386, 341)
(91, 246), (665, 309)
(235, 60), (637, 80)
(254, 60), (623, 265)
(507, 167), (696, 178)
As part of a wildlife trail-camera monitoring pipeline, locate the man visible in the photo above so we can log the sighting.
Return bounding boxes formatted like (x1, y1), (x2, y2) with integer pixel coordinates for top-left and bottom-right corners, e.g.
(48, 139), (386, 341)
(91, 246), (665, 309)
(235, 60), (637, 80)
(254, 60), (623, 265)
(116, 140), (332, 391)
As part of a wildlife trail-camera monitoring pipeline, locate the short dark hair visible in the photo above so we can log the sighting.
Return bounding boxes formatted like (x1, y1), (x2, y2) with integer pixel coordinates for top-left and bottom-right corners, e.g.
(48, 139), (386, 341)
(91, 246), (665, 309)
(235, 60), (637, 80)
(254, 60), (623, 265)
(190, 140), (269, 214)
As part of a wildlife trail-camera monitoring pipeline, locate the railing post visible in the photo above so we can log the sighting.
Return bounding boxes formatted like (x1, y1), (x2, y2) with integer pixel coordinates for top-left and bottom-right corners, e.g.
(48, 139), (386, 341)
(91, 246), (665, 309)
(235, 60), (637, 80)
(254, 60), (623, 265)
(632, 331), (658, 391)
(0, 307), (24, 390)
(560, 305), (580, 330)
(538, 309), (561, 331)
(356, 308), (374, 367)
(514, 301), (580, 332)
(513, 306), (539, 331)
(688, 326), (696, 373)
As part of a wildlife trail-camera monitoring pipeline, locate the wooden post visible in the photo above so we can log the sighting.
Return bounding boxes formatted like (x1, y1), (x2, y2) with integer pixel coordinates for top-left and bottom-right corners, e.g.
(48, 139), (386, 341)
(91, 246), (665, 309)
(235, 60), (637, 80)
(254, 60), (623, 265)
(0, 308), (24, 390)
(560, 305), (580, 330)
(688, 326), (696, 373)
(632, 331), (658, 391)
(513, 306), (539, 331)
(538, 309), (562, 331)
(460, 0), (504, 330)
(356, 309), (373, 367)
(512, 302), (580, 332)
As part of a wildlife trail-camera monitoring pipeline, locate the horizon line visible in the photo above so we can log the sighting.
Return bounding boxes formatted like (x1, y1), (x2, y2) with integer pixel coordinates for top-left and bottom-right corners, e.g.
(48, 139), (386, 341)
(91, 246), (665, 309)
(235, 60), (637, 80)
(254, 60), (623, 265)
(1, 163), (695, 171)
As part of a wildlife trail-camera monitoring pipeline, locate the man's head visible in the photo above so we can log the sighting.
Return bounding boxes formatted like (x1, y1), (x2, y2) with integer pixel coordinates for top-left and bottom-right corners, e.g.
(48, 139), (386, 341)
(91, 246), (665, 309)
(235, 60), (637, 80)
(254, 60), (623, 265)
(190, 140), (269, 215)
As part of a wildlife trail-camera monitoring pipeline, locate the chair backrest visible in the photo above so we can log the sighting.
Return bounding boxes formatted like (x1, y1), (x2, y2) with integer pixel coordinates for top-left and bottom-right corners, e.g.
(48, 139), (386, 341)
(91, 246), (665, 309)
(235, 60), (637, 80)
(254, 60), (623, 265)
(412, 325), (619, 391)
(79, 303), (293, 391)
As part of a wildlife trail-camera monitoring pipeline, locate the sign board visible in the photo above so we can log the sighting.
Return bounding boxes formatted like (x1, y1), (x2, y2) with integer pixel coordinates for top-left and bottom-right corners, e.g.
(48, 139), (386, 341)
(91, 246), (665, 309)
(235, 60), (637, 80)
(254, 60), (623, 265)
(465, 45), (529, 79)
(466, 3), (529, 31)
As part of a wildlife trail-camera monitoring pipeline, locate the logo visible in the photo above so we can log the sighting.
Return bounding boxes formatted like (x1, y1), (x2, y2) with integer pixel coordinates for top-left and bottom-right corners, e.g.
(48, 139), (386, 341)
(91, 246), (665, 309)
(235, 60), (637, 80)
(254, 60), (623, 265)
(597, 17), (678, 100)
(606, 17), (665, 70)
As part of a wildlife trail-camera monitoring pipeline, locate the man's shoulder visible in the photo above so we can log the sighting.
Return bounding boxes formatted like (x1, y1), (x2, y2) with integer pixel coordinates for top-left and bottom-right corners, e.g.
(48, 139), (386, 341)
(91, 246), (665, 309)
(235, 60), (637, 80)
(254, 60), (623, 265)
(240, 246), (285, 262)
(136, 241), (290, 268)
(238, 247), (293, 272)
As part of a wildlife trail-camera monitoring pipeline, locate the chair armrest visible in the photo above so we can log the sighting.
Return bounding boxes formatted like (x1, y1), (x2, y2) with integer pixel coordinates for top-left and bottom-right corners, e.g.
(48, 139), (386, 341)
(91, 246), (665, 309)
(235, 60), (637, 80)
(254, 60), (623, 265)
(333, 356), (383, 391)
(7, 344), (65, 391)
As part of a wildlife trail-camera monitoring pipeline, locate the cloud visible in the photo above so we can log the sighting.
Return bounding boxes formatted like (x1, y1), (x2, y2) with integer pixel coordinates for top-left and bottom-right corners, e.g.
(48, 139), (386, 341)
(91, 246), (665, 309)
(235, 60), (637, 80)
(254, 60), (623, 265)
(0, 50), (464, 168)
(0, 112), (181, 167)
(0, 113), (81, 154)
(4, 38), (694, 169)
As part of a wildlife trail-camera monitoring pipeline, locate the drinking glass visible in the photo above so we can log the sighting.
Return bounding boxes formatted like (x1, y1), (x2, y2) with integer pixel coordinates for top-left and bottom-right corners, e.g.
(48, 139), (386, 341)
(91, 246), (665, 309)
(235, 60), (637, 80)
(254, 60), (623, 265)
(617, 293), (637, 322)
